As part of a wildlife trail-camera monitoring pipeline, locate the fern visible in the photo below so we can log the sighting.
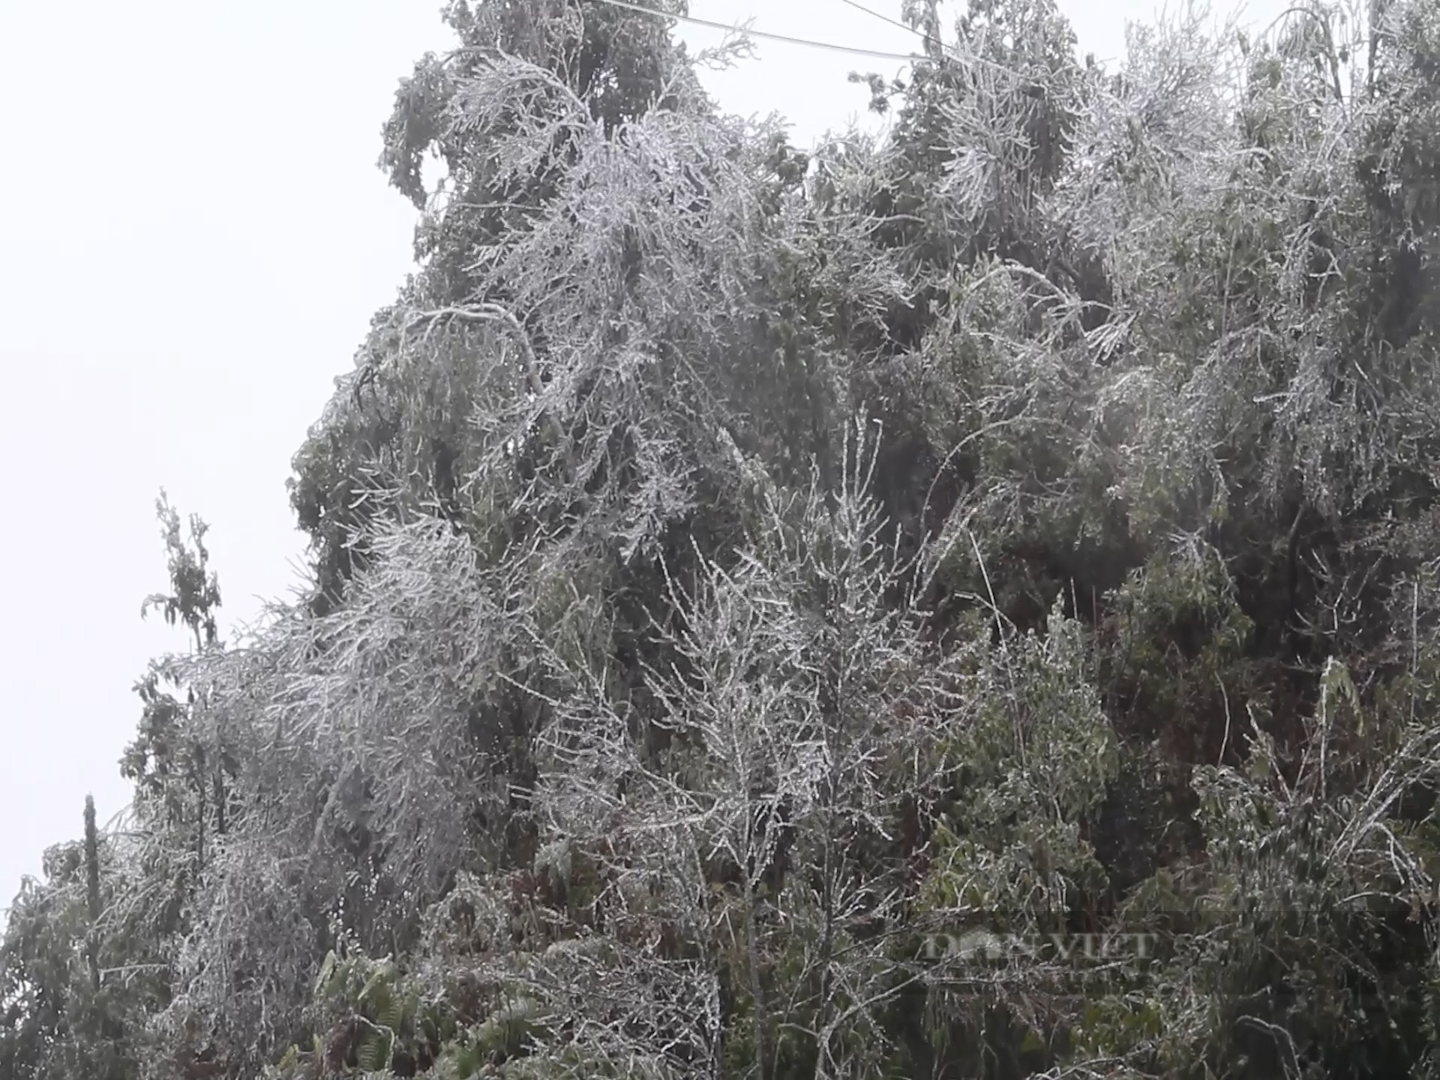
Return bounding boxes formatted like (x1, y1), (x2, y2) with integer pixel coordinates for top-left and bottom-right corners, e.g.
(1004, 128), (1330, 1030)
(356, 1027), (385, 1073)
(474, 995), (543, 1060)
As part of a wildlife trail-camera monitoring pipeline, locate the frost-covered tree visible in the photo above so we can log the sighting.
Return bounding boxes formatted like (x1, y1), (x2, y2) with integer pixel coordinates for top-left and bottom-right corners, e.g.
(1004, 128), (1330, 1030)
(11, 0), (1440, 1077)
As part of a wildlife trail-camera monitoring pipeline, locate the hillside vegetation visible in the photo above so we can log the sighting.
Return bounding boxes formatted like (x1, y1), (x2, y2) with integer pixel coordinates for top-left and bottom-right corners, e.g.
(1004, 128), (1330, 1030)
(8, 0), (1440, 1077)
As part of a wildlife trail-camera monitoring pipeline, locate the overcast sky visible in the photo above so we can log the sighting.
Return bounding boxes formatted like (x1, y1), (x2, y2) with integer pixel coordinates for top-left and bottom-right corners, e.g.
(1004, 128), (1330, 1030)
(0, 0), (1276, 909)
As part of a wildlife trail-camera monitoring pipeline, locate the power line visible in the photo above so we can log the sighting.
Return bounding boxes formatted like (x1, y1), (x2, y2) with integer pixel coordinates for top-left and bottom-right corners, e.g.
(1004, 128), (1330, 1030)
(586, 0), (924, 62)
(837, 0), (927, 41)
(837, 0), (969, 63)
(590, 0), (1059, 84)
(840, 0), (1060, 71)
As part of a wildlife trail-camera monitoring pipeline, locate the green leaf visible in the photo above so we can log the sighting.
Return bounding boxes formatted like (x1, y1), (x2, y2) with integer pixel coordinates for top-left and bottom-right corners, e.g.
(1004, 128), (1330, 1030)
(315, 950), (337, 998)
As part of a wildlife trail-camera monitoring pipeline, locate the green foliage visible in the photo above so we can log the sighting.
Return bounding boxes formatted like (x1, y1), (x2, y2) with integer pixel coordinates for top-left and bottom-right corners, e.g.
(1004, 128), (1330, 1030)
(923, 598), (1118, 924)
(140, 490), (222, 651)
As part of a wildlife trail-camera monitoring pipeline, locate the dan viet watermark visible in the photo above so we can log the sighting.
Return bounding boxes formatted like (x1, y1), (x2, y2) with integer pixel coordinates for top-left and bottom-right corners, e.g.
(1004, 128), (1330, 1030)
(918, 928), (1158, 966)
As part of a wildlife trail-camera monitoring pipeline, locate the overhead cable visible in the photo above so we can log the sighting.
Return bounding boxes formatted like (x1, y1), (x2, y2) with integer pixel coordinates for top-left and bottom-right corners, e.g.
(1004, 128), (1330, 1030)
(585, 0), (924, 62)
(837, 0), (929, 40)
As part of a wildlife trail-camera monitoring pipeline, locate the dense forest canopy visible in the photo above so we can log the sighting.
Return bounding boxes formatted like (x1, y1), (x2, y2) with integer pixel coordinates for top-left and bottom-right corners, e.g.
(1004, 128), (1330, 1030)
(10, 0), (1440, 1076)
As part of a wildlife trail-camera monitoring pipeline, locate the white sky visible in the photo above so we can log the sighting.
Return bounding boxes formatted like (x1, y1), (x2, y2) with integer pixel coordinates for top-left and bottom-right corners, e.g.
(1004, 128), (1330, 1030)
(0, 0), (1277, 908)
